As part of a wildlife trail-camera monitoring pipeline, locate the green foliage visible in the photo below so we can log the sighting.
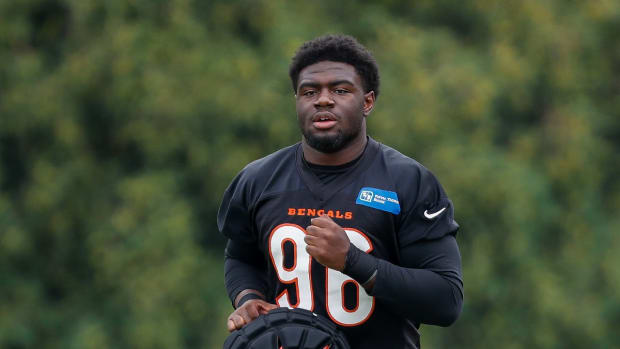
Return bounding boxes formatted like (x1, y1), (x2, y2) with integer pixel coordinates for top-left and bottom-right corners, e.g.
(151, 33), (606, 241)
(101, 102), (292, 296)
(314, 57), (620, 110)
(1, 0), (619, 347)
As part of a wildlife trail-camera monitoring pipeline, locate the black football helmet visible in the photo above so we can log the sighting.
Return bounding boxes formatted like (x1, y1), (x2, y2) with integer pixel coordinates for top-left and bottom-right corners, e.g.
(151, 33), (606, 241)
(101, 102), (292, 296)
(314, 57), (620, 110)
(223, 307), (350, 349)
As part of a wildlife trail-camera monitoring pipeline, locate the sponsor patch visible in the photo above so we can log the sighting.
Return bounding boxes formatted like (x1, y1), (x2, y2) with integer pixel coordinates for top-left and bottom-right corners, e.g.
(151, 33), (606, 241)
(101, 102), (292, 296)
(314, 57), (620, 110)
(356, 187), (400, 215)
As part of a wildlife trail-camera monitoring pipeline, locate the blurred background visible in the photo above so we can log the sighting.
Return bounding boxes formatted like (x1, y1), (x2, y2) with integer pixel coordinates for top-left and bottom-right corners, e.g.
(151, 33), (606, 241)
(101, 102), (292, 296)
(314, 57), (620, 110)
(1, 0), (619, 348)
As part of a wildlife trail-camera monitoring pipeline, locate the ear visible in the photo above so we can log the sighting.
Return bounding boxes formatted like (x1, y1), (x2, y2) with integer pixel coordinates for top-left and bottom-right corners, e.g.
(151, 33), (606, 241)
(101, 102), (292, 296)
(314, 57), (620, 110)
(362, 91), (375, 116)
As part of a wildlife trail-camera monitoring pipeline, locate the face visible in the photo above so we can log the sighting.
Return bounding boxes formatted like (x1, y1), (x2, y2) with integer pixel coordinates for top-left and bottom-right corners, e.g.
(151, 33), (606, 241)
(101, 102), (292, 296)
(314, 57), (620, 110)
(295, 61), (375, 154)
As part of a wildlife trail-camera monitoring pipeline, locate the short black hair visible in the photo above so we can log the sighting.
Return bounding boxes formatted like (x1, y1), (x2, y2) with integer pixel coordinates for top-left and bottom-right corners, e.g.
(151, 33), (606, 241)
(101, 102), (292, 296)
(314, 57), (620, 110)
(289, 34), (380, 98)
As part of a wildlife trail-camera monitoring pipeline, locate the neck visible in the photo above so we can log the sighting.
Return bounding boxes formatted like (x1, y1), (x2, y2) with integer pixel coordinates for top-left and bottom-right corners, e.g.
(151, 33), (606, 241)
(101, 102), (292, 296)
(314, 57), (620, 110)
(301, 134), (368, 166)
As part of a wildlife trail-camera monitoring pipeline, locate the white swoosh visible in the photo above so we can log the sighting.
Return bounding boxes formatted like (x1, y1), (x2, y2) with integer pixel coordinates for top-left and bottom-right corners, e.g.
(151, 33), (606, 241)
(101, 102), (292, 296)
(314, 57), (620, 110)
(424, 207), (446, 219)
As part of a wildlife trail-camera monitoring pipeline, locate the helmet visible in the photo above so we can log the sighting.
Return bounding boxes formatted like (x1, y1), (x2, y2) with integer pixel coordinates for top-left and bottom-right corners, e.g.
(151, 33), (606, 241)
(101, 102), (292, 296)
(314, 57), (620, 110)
(223, 307), (350, 349)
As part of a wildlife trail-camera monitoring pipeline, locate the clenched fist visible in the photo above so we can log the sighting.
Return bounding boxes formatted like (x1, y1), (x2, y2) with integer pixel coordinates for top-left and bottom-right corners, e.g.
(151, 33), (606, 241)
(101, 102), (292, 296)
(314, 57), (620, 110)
(304, 215), (351, 271)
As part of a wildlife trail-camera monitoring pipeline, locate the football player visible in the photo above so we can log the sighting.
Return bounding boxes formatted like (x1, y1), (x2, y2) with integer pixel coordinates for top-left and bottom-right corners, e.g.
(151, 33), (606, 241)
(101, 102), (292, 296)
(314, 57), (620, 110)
(218, 34), (463, 349)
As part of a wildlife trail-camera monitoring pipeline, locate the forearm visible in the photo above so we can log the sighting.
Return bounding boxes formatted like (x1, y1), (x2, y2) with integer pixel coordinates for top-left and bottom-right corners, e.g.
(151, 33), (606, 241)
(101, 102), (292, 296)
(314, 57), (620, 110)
(224, 257), (269, 306)
(224, 239), (270, 306)
(371, 258), (462, 326)
(343, 235), (463, 326)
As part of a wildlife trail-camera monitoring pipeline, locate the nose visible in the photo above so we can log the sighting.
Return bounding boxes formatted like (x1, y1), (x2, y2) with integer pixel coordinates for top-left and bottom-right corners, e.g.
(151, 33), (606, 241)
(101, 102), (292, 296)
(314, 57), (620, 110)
(314, 89), (334, 108)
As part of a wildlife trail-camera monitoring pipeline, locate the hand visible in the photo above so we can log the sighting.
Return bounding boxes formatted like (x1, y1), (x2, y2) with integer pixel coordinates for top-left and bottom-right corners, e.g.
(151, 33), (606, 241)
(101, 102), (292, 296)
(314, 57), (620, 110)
(227, 299), (278, 332)
(304, 215), (351, 271)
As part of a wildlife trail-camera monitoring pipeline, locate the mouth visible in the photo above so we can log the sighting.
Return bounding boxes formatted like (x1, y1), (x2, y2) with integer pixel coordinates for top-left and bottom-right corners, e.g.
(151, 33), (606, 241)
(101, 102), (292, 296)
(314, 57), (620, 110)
(312, 112), (338, 130)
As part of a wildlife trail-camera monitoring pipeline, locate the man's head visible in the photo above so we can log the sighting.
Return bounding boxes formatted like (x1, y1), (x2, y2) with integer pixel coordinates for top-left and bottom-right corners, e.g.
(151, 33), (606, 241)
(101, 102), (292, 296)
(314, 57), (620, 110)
(290, 35), (380, 155)
(289, 35), (380, 99)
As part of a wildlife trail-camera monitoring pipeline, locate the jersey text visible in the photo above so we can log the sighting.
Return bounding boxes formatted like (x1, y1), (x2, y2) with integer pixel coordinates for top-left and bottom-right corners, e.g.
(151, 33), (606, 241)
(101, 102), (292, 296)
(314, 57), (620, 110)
(287, 208), (353, 220)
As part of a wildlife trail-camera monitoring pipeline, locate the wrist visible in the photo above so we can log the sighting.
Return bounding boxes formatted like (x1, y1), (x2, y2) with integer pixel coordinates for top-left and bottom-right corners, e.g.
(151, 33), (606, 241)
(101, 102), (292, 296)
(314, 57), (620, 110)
(338, 240), (351, 271)
(234, 289), (265, 308)
(237, 293), (263, 308)
(343, 245), (378, 285)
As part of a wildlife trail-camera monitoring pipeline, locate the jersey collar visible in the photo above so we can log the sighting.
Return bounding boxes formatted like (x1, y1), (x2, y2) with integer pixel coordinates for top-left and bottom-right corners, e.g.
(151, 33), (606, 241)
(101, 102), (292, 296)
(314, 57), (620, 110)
(295, 137), (381, 203)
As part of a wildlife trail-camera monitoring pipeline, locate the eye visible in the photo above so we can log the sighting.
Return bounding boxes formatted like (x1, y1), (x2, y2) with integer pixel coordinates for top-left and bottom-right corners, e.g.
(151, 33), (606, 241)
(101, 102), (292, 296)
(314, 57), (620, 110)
(302, 90), (317, 97)
(334, 88), (349, 95)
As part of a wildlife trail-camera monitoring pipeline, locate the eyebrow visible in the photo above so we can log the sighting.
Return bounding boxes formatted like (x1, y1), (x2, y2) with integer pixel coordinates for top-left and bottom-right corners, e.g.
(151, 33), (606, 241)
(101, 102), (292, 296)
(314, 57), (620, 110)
(297, 79), (355, 90)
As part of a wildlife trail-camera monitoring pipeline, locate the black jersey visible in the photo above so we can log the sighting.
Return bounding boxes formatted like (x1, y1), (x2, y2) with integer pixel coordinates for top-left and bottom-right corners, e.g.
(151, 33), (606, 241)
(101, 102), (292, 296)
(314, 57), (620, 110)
(218, 137), (459, 348)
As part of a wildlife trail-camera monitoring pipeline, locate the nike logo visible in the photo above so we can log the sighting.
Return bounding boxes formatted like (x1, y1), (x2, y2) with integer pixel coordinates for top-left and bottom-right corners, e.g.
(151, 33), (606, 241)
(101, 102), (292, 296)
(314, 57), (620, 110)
(424, 207), (446, 219)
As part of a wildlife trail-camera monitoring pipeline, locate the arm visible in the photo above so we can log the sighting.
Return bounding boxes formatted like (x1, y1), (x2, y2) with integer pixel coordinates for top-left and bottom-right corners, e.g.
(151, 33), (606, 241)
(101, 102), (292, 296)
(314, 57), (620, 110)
(224, 239), (269, 305)
(218, 171), (278, 331)
(224, 239), (278, 331)
(356, 164), (462, 325)
(345, 235), (463, 326)
(305, 215), (463, 326)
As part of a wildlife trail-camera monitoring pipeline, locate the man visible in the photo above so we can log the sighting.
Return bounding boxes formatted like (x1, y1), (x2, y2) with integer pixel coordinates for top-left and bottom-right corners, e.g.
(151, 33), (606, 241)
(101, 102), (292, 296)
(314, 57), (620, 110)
(218, 34), (463, 348)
